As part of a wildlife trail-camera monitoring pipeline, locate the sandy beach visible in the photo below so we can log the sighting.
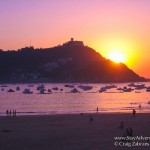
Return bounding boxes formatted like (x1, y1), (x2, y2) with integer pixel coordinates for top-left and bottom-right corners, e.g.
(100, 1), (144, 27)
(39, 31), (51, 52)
(0, 113), (150, 150)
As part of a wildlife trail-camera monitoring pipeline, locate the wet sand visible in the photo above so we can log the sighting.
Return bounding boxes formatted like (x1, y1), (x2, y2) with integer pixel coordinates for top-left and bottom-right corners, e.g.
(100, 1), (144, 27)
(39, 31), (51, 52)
(0, 113), (150, 150)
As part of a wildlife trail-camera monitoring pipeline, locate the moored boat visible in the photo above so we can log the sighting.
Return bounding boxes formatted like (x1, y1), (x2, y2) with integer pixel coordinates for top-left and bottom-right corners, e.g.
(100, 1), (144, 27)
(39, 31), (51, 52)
(23, 89), (33, 94)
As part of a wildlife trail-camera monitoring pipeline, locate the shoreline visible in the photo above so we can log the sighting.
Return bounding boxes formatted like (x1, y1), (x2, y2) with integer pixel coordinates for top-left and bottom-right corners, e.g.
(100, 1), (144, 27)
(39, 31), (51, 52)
(1, 111), (150, 117)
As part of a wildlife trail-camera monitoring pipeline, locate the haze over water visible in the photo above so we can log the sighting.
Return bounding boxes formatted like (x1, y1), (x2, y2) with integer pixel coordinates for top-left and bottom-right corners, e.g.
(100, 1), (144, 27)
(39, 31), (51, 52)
(0, 83), (150, 116)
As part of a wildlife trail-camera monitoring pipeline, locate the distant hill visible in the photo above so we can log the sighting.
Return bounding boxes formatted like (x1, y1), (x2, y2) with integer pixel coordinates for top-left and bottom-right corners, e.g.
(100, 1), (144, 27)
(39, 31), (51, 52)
(0, 38), (146, 83)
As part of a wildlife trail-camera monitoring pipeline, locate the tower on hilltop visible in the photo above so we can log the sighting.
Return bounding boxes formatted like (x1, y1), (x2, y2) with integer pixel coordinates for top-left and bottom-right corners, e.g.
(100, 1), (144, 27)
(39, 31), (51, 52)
(63, 38), (84, 47)
(71, 38), (74, 42)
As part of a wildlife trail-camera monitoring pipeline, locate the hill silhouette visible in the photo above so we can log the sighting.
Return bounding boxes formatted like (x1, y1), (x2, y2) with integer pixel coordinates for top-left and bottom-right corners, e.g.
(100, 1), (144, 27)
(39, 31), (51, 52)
(0, 38), (145, 83)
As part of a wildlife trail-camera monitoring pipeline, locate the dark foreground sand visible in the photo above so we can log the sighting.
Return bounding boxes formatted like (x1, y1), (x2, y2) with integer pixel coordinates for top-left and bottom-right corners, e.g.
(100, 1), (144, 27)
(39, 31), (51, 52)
(0, 113), (150, 150)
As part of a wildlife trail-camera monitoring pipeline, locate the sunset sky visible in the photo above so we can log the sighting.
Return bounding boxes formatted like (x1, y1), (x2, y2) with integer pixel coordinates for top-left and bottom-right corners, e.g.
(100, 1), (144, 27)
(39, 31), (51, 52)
(0, 0), (150, 78)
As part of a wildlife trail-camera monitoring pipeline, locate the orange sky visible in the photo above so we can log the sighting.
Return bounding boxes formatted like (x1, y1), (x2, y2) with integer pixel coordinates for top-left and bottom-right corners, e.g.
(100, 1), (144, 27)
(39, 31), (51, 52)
(0, 0), (150, 78)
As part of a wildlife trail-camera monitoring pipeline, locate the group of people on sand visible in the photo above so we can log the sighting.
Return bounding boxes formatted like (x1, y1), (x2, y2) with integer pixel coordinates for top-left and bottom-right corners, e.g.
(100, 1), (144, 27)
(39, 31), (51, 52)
(118, 109), (136, 138)
(126, 127), (133, 137)
(132, 109), (136, 116)
(119, 121), (133, 135)
(6, 110), (17, 116)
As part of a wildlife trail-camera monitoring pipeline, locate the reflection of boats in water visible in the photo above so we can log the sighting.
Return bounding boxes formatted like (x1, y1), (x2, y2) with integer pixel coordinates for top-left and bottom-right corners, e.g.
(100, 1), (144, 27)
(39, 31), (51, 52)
(117, 88), (123, 91)
(135, 91), (141, 93)
(105, 92), (116, 93)
(23, 89), (33, 94)
(130, 102), (138, 105)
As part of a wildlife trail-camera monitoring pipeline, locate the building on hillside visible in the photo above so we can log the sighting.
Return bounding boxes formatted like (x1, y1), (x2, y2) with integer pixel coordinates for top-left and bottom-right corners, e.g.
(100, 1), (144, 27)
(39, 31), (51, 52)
(20, 46), (34, 52)
(63, 38), (84, 47)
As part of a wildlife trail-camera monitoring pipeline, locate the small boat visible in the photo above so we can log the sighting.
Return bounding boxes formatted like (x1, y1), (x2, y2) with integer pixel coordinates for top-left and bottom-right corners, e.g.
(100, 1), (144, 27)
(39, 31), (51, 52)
(60, 89), (63, 91)
(117, 88), (123, 91)
(148, 101), (150, 104)
(16, 87), (20, 91)
(39, 89), (46, 94)
(146, 86), (150, 92)
(23, 89), (33, 94)
(52, 87), (59, 90)
(78, 85), (93, 91)
(38, 89), (51, 94)
(135, 84), (146, 90)
(99, 87), (107, 93)
(37, 85), (45, 91)
(123, 87), (134, 92)
(8, 89), (15, 92)
(48, 89), (52, 93)
(65, 85), (74, 88)
(104, 84), (117, 89)
(128, 83), (136, 87)
(71, 88), (80, 93)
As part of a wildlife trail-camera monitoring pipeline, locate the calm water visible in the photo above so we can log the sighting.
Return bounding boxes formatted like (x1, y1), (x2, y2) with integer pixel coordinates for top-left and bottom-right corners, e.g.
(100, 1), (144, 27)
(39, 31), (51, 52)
(0, 83), (150, 116)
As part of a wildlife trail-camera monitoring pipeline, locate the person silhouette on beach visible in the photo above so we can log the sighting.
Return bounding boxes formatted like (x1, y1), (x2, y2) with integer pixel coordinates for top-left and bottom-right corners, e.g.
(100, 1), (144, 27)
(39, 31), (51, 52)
(126, 127), (133, 136)
(96, 107), (98, 112)
(13, 110), (16, 117)
(129, 127), (133, 136)
(9, 110), (12, 116)
(6, 110), (9, 116)
(15, 110), (17, 116)
(132, 109), (136, 116)
(139, 104), (141, 110)
(89, 115), (93, 124)
(126, 128), (130, 136)
(13, 110), (15, 116)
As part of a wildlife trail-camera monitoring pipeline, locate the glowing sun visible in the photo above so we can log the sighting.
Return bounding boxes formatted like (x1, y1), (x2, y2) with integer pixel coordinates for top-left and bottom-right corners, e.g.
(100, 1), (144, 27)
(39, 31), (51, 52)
(108, 51), (125, 63)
